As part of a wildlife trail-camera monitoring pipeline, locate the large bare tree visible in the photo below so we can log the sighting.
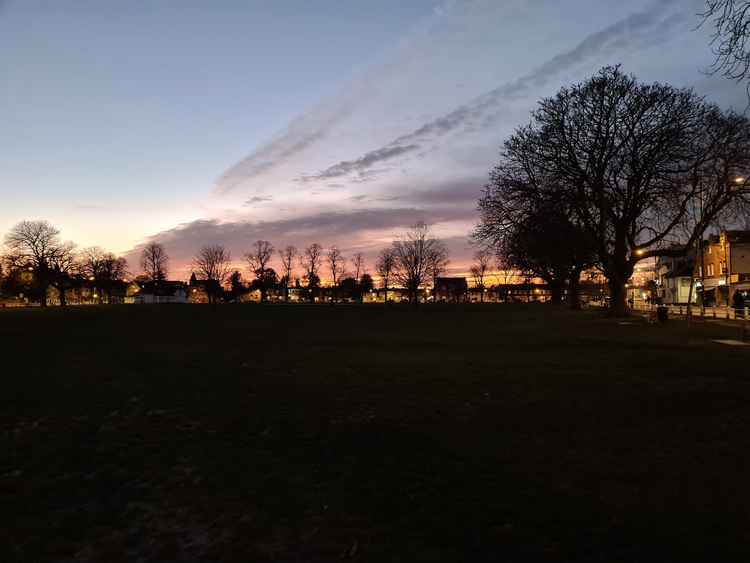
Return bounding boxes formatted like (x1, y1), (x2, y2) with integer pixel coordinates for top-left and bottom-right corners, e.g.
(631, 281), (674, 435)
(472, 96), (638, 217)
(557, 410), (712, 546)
(375, 247), (396, 303)
(480, 66), (750, 315)
(245, 240), (274, 302)
(193, 245), (231, 305)
(326, 246), (346, 303)
(48, 241), (77, 307)
(470, 249), (492, 303)
(425, 239), (449, 302)
(81, 246), (129, 304)
(393, 223), (443, 305)
(79, 247), (107, 282)
(100, 254), (128, 304)
(141, 242), (168, 282)
(3, 220), (65, 307)
(701, 0), (750, 93)
(278, 245), (297, 302)
(351, 252), (365, 281)
(300, 243), (322, 301)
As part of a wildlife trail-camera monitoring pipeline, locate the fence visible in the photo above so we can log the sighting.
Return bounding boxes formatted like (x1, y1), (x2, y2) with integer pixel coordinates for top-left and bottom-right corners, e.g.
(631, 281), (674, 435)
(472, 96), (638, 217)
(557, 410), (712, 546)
(632, 302), (750, 321)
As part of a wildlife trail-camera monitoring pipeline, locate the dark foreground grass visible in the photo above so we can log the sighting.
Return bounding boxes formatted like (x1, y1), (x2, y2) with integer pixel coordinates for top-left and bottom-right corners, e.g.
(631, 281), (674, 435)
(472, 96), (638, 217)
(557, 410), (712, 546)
(2, 303), (750, 562)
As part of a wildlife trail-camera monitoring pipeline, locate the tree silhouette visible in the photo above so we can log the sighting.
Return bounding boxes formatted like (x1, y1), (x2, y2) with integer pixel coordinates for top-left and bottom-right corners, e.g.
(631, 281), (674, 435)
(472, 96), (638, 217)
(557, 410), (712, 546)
(470, 249), (492, 303)
(376, 248), (396, 303)
(193, 245), (231, 306)
(141, 242), (168, 283)
(326, 246), (346, 304)
(300, 243), (322, 301)
(701, 1), (750, 94)
(479, 66), (750, 315)
(246, 240), (275, 303)
(278, 245), (297, 302)
(393, 223), (445, 306)
(3, 220), (66, 307)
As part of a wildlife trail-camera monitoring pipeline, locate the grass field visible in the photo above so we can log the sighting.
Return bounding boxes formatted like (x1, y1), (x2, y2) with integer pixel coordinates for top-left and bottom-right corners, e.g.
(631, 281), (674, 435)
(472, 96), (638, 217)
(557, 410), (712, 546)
(2, 303), (750, 562)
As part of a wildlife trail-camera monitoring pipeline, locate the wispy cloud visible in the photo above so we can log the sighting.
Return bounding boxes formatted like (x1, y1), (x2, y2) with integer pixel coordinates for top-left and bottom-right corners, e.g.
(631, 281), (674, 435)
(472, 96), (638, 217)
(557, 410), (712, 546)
(139, 0), (740, 279)
(213, 102), (356, 195)
(305, 0), (685, 184)
(127, 205), (477, 276)
(211, 0), (465, 196)
(242, 195), (273, 206)
(302, 144), (420, 181)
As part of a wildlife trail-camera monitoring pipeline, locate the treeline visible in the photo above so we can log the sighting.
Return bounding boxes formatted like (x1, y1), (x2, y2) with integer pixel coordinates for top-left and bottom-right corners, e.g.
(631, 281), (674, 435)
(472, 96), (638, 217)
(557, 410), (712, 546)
(475, 66), (750, 316)
(0, 221), (457, 307)
(179, 222), (452, 305)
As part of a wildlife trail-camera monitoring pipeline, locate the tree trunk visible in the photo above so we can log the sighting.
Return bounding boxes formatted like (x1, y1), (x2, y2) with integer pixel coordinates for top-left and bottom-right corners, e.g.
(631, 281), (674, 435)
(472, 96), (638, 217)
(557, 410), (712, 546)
(40, 283), (49, 307)
(384, 285), (388, 304)
(59, 286), (67, 307)
(605, 235), (634, 317)
(549, 282), (563, 305)
(410, 286), (419, 308)
(568, 271), (581, 310)
(608, 277), (628, 316)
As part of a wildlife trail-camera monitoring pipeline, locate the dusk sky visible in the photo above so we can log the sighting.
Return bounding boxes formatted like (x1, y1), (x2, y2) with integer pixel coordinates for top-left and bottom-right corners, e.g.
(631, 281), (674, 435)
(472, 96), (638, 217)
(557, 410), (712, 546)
(2, 0), (747, 279)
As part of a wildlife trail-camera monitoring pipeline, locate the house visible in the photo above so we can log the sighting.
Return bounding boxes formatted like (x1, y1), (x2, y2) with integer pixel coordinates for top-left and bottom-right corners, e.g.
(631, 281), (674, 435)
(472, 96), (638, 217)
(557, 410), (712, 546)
(362, 287), (415, 303)
(132, 281), (188, 304)
(491, 283), (552, 303)
(467, 285), (511, 303)
(238, 288), (262, 303)
(576, 278), (608, 306)
(655, 255), (696, 305)
(696, 230), (750, 306)
(626, 258), (657, 307)
(434, 277), (468, 303)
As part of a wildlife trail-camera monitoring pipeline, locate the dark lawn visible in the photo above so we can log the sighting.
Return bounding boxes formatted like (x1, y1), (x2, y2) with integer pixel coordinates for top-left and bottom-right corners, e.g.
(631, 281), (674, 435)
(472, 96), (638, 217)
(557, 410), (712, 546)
(1, 303), (749, 562)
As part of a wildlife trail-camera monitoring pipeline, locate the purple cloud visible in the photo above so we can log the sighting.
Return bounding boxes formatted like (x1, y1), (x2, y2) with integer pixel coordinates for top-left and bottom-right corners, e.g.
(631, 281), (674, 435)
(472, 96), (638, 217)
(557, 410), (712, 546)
(126, 206), (477, 279)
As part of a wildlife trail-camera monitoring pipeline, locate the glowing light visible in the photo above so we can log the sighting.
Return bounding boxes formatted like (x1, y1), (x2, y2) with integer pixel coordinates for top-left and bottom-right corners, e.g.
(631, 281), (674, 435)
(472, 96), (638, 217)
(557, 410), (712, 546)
(734, 176), (745, 184)
(635, 249), (644, 256)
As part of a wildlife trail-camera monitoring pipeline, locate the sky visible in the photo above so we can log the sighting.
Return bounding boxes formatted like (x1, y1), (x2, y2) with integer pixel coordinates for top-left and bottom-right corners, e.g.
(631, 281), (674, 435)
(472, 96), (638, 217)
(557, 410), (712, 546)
(1, 0), (748, 280)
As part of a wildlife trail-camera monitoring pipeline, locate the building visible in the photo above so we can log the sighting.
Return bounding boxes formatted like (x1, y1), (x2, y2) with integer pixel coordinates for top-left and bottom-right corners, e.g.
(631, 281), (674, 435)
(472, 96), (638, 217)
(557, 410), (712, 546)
(362, 287), (414, 303)
(132, 281), (188, 304)
(577, 278), (608, 307)
(626, 258), (657, 307)
(434, 277), (468, 303)
(655, 255), (696, 305)
(697, 230), (750, 306)
(490, 283), (552, 303)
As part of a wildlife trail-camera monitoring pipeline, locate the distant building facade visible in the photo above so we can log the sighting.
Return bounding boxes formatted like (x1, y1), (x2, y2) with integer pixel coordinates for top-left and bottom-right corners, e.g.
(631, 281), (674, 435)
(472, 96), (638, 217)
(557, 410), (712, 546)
(132, 281), (188, 304)
(656, 255), (696, 305)
(434, 277), (468, 303)
(697, 230), (750, 306)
